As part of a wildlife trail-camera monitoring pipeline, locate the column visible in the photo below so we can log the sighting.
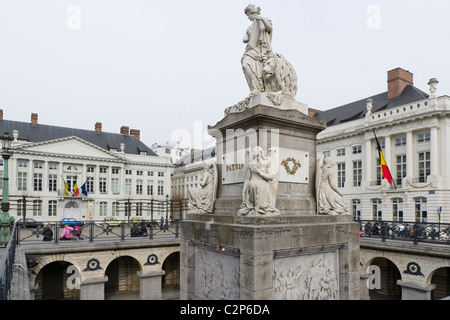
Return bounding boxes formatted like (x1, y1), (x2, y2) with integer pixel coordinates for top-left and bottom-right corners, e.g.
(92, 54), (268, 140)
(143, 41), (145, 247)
(364, 138), (372, 185)
(396, 281), (435, 300)
(406, 131), (414, 180)
(79, 276), (108, 300)
(137, 270), (165, 300)
(430, 126), (439, 176)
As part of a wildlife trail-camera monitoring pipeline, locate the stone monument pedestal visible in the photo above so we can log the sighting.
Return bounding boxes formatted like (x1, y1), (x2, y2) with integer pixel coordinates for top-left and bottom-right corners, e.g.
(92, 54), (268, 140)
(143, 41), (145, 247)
(180, 213), (360, 300)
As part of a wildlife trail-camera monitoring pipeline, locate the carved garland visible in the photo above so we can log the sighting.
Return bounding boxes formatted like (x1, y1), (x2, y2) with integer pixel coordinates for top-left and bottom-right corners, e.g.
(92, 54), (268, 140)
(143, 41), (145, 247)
(281, 157), (301, 175)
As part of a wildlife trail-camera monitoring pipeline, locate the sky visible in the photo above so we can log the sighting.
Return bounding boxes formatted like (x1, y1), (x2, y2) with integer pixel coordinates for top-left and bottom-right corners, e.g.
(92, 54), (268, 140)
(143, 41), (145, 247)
(1, 0), (449, 152)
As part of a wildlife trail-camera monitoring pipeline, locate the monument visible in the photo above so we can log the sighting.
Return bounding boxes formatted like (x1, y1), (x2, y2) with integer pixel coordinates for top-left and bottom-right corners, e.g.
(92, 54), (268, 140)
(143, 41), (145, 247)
(180, 5), (359, 300)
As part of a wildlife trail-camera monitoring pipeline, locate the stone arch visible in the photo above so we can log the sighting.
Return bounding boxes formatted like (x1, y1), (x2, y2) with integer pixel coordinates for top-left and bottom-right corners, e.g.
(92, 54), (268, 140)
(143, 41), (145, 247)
(363, 255), (402, 300)
(29, 256), (81, 291)
(33, 260), (80, 300)
(104, 255), (141, 299)
(428, 265), (450, 300)
(161, 251), (180, 299)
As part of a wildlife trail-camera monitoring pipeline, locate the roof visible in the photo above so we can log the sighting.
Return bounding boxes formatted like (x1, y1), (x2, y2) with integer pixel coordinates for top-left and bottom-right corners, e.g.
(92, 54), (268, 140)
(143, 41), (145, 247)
(175, 147), (216, 167)
(0, 119), (158, 156)
(314, 85), (429, 126)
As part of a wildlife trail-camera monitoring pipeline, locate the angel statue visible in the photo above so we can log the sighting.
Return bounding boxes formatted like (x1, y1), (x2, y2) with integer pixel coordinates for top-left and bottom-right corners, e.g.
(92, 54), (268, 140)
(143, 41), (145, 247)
(239, 146), (280, 216)
(188, 161), (218, 214)
(316, 156), (348, 215)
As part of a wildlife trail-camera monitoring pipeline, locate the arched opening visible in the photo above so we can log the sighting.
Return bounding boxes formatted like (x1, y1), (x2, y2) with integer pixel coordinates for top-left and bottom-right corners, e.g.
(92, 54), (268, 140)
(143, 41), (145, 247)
(64, 201), (81, 220)
(104, 256), (140, 300)
(35, 261), (80, 300)
(430, 267), (450, 300)
(162, 252), (180, 299)
(369, 258), (401, 300)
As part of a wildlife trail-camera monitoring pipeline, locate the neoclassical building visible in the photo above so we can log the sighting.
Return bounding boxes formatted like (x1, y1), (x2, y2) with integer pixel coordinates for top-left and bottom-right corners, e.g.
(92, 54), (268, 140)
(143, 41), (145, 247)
(0, 112), (173, 223)
(314, 68), (450, 224)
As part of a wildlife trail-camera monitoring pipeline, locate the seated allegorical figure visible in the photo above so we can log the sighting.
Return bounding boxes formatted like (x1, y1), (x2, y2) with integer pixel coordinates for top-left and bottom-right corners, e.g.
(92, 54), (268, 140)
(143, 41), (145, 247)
(188, 162), (218, 214)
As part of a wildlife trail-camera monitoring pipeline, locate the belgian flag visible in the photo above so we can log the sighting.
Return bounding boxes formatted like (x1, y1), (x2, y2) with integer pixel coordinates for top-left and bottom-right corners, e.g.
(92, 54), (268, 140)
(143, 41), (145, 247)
(373, 131), (395, 188)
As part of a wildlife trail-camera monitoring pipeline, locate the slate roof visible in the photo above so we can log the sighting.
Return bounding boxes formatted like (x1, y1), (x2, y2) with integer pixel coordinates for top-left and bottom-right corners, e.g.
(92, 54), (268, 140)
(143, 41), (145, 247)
(0, 119), (158, 156)
(175, 147), (216, 167)
(314, 85), (429, 127)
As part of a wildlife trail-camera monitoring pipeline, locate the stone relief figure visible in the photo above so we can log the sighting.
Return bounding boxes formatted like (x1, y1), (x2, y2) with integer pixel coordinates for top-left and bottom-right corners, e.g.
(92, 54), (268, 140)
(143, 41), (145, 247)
(239, 146), (280, 216)
(242, 4), (273, 94)
(316, 156), (348, 215)
(188, 161), (218, 213)
(263, 53), (298, 98)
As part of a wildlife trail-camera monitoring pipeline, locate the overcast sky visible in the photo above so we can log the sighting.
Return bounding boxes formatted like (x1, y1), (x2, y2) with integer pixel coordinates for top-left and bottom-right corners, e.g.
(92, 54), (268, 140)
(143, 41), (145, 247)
(1, 0), (449, 151)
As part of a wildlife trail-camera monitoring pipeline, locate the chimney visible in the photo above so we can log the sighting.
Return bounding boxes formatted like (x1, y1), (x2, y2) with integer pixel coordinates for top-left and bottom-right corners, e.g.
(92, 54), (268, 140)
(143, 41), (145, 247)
(95, 122), (102, 133)
(308, 107), (321, 117)
(130, 129), (140, 140)
(31, 113), (38, 125)
(0, 109), (3, 119)
(120, 126), (129, 134)
(387, 68), (413, 99)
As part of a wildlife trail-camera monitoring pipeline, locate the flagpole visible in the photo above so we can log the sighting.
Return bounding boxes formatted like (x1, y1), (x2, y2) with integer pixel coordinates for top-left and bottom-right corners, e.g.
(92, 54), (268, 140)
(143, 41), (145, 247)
(372, 130), (396, 189)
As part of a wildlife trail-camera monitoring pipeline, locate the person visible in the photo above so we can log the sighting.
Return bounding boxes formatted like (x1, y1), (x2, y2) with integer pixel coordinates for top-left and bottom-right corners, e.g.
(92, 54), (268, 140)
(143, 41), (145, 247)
(60, 225), (74, 240)
(42, 225), (53, 241)
(140, 224), (148, 237)
(130, 223), (140, 237)
(160, 217), (165, 230)
(241, 4), (273, 94)
(188, 163), (217, 213)
(74, 224), (83, 239)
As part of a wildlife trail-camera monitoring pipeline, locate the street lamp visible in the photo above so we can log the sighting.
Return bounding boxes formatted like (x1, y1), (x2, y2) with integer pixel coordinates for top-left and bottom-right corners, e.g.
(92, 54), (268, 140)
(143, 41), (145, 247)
(0, 132), (15, 245)
(165, 194), (169, 231)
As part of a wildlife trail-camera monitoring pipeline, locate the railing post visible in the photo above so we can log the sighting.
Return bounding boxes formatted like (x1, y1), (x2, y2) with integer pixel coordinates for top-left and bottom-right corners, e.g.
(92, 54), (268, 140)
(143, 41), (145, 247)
(89, 221), (94, 243)
(54, 222), (59, 245)
(121, 221), (125, 241)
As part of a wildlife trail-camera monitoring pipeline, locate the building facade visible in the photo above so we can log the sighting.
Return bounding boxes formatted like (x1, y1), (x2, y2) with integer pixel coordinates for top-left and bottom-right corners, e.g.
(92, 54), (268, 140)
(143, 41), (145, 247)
(315, 68), (450, 224)
(0, 112), (173, 223)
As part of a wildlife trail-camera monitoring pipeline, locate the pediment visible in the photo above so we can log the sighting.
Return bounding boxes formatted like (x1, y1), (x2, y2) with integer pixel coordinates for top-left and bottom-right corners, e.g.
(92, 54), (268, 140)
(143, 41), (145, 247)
(13, 136), (125, 161)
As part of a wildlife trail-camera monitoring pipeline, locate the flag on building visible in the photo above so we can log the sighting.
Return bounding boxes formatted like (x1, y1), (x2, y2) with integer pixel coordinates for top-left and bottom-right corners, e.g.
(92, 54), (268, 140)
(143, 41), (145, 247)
(61, 176), (69, 196)
(73, 180), (80, 196)
(80, 180), (88, 196)
(373, 131), (395, 188)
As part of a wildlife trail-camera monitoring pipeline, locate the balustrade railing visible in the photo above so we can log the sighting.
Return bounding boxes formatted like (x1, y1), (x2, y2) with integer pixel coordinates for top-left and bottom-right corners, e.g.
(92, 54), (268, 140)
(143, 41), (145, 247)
(0, 224), (17, 300)
(357, 219), (450, 245)
(15, 219), (180, 246)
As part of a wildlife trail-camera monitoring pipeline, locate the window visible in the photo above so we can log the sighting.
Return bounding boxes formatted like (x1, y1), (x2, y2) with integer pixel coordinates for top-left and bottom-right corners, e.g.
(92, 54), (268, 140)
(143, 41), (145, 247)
(111, 178), (119, 194)
(352, 199), (361, 220)
(87, 166), (95, 173)
(33, 200), (42, 216)
(125, 170), (132, 175)
(136, 203), (143, 216)
(352, 145), (362, 154)
(158, 172), (164, 177)
(414, 197), (427, 222)
(392, 198), (403, 222)
(336, 148), (345, 157)
(323, 150), (330, 158)
(157, 181), (164, 196)
(353, 161), (362, 187)
(99, 202), (107, 217)
(165, 148), (171, 154)
(125, 179), (132, 195)
(33, 173), (43, 191)
(394, 155), (406, 186)
(99, 177), (107, 193)
(48, 200), (57, 217)
(418, 152), (430, 182)
(112, 202), (119, 217)
(148, 171), (154, 177)
(48, 174), (57, 192)
(395, 136), (406, 147)
(136, 179), (143, 195)
(337, 163), (345, 188)
(112, 168), (119, 175)
(18, 160), (28, 168)
(48, 162), (58, 170)
(18, 172), (27, 191)
(34, 161), (43, 169)
(372, 199), (382, 220)
(99, 167), (107, 174)
(136, 170), (143, 176)
(86, 177), (94, 193)
(375, 158), (382, 185)
(417, 132), (430, 143)
(17, 200), (23, 216)
(147, 180), (153, 196)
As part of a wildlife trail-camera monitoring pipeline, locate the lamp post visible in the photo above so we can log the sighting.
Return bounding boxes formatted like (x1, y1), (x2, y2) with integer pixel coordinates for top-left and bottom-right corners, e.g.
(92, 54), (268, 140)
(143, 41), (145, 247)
(165, 194), (169, 231)
(0, 132), (14, 245)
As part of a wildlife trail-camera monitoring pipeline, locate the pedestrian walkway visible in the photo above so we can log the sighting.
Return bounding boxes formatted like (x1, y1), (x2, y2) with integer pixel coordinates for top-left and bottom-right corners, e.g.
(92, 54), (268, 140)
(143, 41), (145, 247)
(105, 285), (180, 300)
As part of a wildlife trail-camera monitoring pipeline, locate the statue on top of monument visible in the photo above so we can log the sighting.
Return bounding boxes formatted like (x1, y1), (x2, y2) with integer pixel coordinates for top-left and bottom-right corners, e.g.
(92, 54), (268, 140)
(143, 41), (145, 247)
(242, 4), (273, 94)
(315, 156), (348, 215)
(241, 5), (298, 98)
